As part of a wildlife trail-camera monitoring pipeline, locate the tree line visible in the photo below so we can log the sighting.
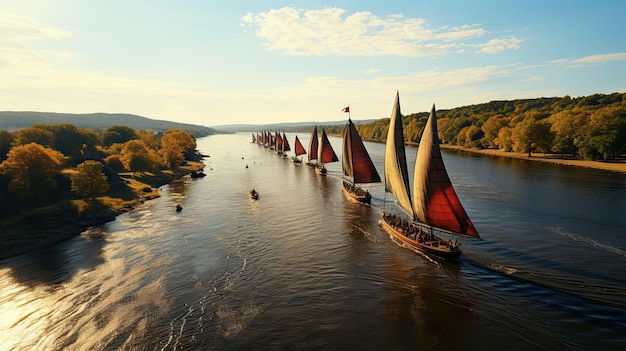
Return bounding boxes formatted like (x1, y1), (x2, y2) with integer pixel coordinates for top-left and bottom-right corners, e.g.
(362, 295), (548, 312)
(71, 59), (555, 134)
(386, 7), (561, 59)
(0, 123), (197, 202)
(352, 92), (626, 160)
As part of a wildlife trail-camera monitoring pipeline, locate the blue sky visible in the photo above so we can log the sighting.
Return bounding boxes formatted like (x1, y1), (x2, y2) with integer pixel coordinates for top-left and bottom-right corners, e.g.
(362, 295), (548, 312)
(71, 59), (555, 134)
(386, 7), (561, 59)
(1, 1), (625, 126)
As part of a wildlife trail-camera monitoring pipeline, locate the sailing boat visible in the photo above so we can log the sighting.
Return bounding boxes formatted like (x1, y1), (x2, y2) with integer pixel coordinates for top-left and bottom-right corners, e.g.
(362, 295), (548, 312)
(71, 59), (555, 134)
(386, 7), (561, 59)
(291, 135), (307, 163)
(281, 132), (291, 158)
(316, 128), (339, 175)
(381, 91), (479, 260)
(305, 126), (319, 167)
(275, 131), (283, 154)
(342, 117), (381, 203)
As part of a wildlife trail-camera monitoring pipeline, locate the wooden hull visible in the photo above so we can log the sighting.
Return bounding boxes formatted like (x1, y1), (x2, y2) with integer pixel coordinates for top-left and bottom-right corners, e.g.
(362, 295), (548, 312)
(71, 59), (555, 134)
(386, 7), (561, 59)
(380, 217), (461, 261)
(341, 186), (371, 203)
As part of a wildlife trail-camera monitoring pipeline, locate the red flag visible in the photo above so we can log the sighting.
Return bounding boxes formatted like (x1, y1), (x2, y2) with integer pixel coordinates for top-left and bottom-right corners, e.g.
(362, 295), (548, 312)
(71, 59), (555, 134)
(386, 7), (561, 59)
(342, 106), (350, 113)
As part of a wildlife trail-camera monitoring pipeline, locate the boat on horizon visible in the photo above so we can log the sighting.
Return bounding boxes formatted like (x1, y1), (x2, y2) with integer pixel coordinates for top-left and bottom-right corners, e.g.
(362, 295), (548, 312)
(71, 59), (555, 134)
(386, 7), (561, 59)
(316, 128), (339, 175)
(291, 135), (307, 163)
(380, 91), (480, 261)
(341, 116), (381, 203)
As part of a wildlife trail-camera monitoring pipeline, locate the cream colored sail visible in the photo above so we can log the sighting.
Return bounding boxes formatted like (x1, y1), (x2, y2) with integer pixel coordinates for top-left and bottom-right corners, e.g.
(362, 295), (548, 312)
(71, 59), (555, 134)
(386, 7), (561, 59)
(384, 91), (414, 218)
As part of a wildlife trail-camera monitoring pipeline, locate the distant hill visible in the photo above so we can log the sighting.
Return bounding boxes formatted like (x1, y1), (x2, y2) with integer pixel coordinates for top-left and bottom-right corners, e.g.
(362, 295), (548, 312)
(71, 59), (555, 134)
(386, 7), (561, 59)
(212, 119), (377, 133)
(0, 111), (219, 137)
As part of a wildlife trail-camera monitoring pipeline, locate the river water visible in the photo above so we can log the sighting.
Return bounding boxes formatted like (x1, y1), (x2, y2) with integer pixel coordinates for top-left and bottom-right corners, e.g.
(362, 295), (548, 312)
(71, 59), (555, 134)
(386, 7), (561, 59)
(1, 133), (625, 350)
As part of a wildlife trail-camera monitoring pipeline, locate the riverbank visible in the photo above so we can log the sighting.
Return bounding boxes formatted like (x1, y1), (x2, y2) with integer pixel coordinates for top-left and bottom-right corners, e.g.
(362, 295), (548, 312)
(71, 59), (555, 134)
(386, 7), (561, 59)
(440, 144), (626, 174)
(0, 161), (204, 261)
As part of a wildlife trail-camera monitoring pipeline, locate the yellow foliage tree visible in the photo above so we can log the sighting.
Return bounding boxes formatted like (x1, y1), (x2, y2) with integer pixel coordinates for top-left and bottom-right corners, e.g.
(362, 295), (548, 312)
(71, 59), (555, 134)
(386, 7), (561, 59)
(120, 140), (160, 173)
(71, 160), (109, 199)
(159, 129), (196, 168)
(0, 143), (65, 199)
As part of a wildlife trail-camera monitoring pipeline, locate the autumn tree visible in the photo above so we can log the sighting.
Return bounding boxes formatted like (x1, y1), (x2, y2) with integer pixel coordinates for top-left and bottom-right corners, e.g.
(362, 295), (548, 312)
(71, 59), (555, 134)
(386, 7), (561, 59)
(159, 129), (196, 168)
(580, 106), (626, 160)
(481, 115), (509, 148)
(548, 109), (588, 157)
(0, 143), (65, 199)
(120, 140), (160, 173)
(512, 118), (554, 156)
(495, 126), (514, 151)
(71, 160), (109, 199)
(14, 126), (55, 147)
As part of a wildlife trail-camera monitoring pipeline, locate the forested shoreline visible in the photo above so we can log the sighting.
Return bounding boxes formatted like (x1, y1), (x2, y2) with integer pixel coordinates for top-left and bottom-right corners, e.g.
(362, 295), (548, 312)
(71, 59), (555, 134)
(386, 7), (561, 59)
(0, 123), (204, 259)
(328, 92), (626, 161)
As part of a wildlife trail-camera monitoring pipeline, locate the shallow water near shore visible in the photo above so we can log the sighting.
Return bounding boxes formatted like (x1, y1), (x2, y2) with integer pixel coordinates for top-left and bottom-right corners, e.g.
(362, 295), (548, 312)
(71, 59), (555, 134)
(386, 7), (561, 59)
(1, 133), (625, 350)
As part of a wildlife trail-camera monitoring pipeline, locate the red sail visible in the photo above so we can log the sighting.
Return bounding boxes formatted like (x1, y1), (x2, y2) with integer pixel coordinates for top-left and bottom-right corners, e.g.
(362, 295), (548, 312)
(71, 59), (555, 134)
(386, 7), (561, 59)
(343, 119), (381, 184)
(308, 126), (318, 161)
(276, 133), (283, 151)
(413, 104), (479, 238)
(282, 132), (290, 152)
(294, 136), (307, 156)
(318, 128), (339, 164)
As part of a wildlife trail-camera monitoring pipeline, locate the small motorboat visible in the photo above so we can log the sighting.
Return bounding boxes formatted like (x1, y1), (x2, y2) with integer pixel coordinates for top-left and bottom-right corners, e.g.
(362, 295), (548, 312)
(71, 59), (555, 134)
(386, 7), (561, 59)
(249, 189), (259, 200)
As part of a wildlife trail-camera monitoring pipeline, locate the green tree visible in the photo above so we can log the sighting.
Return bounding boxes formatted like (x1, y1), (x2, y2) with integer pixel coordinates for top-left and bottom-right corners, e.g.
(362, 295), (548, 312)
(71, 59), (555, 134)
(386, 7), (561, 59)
(0, 130), (15, 160)
(103, 125), (139, 146)
(0, 143), (65, 199)
(50, 124), (86, 157)
(71, 160), (109, 199)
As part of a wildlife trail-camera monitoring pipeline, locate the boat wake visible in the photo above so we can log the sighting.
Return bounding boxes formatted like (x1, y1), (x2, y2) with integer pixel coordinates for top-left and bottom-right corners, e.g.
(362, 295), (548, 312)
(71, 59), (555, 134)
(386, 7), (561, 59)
(551, 226), (626, 259)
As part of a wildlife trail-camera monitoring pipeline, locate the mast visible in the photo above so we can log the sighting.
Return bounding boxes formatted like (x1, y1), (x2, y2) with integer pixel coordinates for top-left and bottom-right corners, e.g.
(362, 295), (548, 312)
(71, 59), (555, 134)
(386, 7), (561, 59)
(413, 104), (480, 238)
(308, 126), (319, 162)
(384, 91), (414, 218)
(343, 119), (381, 184)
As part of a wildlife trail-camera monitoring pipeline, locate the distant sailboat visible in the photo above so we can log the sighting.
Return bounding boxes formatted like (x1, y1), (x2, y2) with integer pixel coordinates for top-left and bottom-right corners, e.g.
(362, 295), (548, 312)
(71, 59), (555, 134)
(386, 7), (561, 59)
(291, 135), (307, 163)
(316, 128), (339, 175)
(251, 133), (256, 143)
(281, 132), (290, 158)
(380, 91), (479, 260)
(275, 131), (282, 153)
(342, 116), (381, 203)
(305, 126), (319, 167)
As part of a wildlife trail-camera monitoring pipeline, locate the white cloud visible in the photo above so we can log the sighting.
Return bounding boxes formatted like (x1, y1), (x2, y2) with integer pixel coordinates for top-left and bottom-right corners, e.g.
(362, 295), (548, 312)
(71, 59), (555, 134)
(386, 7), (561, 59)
(478, 37), (523, 54)
(365, 68), (381, 74)
(550, 52), (626, 67)
(241, 7), (519, 57)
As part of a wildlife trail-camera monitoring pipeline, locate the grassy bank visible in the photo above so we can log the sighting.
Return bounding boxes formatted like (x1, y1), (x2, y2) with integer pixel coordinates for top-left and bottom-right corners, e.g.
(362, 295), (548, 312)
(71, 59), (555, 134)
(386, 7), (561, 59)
(0, 161), (204, 261)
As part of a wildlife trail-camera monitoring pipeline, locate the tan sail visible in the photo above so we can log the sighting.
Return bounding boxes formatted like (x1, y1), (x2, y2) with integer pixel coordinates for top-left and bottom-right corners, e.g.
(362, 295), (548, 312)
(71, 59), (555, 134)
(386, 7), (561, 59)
(384, 91), (414, 217)
(413, 105), (480, 237)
